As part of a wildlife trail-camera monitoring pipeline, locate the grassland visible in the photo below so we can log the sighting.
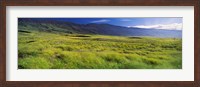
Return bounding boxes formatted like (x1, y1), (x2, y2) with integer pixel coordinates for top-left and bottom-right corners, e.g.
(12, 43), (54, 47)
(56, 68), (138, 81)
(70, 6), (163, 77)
(18, 30), (182, 69)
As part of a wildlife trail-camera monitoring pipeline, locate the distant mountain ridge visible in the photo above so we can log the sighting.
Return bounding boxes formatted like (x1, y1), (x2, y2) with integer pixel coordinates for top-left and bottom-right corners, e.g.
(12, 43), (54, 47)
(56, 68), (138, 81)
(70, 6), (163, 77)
(18, 18), (182, 38)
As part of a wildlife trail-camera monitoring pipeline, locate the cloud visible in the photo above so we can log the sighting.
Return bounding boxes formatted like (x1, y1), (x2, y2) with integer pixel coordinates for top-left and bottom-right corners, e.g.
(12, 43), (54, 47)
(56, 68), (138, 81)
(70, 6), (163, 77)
(120, 19), (132, 21)
(91, 19), (110, 23)
(128, 23), (182, 30)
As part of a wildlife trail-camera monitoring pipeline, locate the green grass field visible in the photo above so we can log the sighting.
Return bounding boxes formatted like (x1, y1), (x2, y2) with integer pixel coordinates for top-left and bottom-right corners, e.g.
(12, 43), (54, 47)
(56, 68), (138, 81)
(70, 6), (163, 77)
(18, 30), (182, 69)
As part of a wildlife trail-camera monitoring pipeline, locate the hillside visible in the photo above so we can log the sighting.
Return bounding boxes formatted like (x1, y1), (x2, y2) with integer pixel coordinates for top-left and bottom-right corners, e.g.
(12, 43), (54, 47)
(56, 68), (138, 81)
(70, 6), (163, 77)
(18, 18), (182, 38)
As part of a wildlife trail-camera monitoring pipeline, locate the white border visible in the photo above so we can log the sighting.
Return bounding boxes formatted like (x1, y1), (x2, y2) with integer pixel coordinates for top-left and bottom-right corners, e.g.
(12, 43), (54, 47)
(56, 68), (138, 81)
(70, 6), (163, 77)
(6, 6), (194, 81)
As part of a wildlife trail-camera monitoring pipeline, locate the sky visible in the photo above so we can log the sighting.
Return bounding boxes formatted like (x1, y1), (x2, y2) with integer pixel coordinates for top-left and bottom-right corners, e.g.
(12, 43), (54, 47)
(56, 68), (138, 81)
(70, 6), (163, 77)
(47, 18), (182, 30)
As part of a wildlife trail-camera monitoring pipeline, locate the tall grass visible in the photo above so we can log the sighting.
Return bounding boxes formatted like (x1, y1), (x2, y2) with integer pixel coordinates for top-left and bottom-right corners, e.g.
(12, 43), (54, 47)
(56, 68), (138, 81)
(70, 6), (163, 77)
(18, 30), (182, 69)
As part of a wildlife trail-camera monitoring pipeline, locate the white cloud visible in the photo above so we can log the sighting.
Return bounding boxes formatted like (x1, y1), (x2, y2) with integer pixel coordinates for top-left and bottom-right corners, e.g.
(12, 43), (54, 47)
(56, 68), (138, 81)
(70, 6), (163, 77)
(128, 23), (182, 30)
(91, 19), (110, 23)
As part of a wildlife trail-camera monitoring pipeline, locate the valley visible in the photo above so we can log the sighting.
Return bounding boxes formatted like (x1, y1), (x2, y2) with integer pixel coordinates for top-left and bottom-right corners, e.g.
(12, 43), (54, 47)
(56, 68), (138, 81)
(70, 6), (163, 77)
(18, 18), (182, 69)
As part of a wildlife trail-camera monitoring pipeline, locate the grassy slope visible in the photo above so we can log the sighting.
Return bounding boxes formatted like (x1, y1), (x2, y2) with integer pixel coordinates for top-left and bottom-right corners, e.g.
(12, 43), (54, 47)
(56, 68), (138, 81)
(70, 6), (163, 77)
(18, 30), (182, 69)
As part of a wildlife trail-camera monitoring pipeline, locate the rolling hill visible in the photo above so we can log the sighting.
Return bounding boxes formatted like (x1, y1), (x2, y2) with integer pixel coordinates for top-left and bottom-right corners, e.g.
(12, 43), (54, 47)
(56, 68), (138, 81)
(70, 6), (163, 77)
(18, 18), (182, 38)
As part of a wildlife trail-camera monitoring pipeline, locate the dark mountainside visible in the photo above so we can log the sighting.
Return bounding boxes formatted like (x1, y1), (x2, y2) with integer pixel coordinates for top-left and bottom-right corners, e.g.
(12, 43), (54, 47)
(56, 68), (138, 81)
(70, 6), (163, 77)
(18, 18), (182, 38)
